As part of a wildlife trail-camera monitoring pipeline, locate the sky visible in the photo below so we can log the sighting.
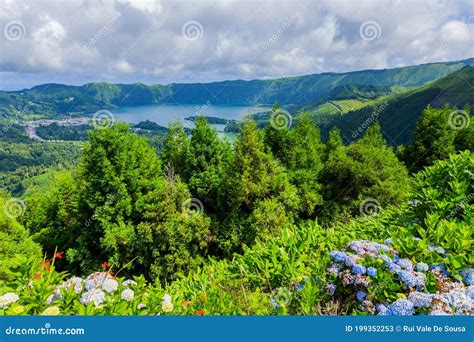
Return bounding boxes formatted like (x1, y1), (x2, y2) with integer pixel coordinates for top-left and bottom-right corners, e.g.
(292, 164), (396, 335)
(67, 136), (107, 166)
(0, 0), (473, 90)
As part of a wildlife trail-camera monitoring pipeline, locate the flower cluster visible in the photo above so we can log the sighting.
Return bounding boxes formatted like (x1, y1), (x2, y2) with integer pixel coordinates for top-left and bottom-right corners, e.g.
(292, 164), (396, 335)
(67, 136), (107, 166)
(0, 293), (20, 309)
(162, 294), (174, 313)
(325, 239), (473, 316)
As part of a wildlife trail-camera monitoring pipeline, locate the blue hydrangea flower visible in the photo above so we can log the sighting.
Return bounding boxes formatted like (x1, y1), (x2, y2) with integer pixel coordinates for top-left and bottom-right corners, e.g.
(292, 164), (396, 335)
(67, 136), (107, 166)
(352, 264), (366, 275)
(416, 262), (429, 272)
(389, 298), (414, 316)
(397, 258), (413, 271)
(387, 262), (402, 274)
(378, 254), (392, 264)
(393, 255), (400, 262)
(399, 270), (417, 287)
(356, 290), (367, 302)
(329, 251), (347, 263)
(408, 291), (432, 308)
(327, 264), (341, 276)
(460, 269), (474, 286)
(375, 303), (392, 316)
(367, 267), (377, 277)
(466, 285), (474, 300)
(384, 238), (393, 245)
(324, 283), (336, 296)
(270, 298), (279, 309)
(295, 284), (304, 292)
(345, 255), (359, 267)
(414, 272), (426, 291)
(378, 244), (390, 253)
(433, 246), (446, 255)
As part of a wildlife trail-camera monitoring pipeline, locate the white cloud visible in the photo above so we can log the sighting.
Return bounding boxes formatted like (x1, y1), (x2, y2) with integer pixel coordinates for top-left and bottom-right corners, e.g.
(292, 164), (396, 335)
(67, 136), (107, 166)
(0, 0), (472, 90)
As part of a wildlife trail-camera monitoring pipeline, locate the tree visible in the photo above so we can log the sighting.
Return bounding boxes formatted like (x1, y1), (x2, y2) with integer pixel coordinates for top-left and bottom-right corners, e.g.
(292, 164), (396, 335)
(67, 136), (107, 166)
(265, 112), (324, 216)
(161, 121), (190, 179)
(320, 124), (410, 221)
(401, 106), (458, 172)
(67, 124), (210, 280)
(187, 116), (231, 212)
(220, 120), (298, 254)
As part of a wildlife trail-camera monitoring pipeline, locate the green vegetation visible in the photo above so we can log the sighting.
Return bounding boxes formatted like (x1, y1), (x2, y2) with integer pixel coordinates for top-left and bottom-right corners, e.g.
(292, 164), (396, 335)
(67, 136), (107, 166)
(323, 66), (474, 145)
(1, 59), (471, 120)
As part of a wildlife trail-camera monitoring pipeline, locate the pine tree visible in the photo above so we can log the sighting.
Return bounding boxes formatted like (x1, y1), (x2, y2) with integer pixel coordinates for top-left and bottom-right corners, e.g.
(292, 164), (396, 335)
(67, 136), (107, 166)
(401, 106), (458, 172)
(187, 116), (230, 212)
(161, 121), (190, 179)
(220, 120), (298, 253)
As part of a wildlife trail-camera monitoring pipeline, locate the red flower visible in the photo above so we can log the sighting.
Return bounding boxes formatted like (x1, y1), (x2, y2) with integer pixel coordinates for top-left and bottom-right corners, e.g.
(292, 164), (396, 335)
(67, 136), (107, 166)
(195, 308), (206, 316)
(40, 259), (51, 266)
(101, 262), (112, 270)
(55, 251), (64, 259)
(33, 273), (42, 279)
(181, 300), (191, 306)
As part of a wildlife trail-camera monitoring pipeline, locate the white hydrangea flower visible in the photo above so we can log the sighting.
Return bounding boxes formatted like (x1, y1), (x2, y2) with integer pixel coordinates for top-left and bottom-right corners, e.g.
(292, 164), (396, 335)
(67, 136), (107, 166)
(0, 293), (20, 308)
(80, 289), (105, 307)
(121, 288), (134, 302)
(161, 294), (173, 313)
(102, 279), (118, 293)
(122, 279), (138, 287)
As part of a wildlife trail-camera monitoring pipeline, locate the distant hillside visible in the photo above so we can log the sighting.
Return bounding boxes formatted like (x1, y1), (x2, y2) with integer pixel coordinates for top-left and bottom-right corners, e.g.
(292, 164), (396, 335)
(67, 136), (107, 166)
(320, 66), (474, 145)
(0, 58), (472, 120)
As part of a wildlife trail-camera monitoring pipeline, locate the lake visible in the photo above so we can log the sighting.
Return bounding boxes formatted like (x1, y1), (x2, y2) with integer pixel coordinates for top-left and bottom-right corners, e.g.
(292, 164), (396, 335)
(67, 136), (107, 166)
(113, 103), (269, 131)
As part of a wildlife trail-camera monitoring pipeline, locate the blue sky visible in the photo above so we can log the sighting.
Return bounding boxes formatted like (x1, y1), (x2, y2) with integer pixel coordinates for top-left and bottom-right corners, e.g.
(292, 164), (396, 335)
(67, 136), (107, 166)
(1, 0), (473, 90)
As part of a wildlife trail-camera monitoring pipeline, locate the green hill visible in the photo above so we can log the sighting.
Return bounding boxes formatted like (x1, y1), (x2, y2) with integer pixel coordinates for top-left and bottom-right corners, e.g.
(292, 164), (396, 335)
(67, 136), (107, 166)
(0, 58), (472, 120)
(320, 66), (474, 145)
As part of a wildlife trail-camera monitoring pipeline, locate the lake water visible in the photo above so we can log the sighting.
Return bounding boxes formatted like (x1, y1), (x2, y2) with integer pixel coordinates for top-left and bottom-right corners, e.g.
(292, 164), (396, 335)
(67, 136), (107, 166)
(113, 104), (269, 131)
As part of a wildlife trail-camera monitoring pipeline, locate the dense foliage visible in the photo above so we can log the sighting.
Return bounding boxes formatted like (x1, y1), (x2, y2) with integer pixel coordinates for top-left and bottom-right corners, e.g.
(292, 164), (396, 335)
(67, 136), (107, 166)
(0, 108), (472, 316)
